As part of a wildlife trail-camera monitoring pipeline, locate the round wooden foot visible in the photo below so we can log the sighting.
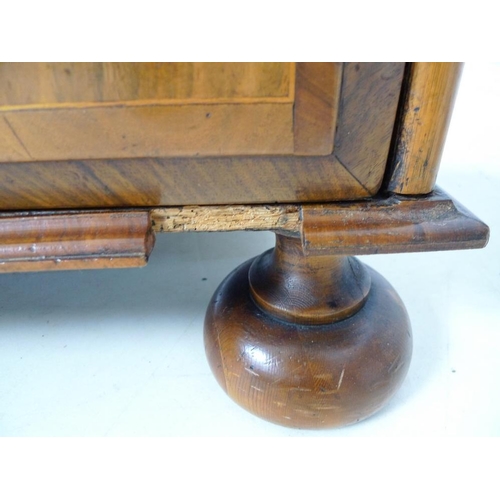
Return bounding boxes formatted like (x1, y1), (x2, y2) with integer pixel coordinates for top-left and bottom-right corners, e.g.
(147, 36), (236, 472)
(204, 236), (412, 429)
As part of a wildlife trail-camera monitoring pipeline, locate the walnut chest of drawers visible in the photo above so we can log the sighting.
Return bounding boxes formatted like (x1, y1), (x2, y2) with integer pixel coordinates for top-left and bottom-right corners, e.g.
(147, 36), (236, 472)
(0, 62), (488, 428)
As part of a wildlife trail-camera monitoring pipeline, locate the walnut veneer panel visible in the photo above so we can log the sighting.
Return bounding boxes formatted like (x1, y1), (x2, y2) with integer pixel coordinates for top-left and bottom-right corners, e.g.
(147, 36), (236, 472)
(0, 62), (295, 161)
(0, 63), (292, 104)
(0, 156), (369, 210)
(0, 63), (403, 164)
(0, 63), (405, 208)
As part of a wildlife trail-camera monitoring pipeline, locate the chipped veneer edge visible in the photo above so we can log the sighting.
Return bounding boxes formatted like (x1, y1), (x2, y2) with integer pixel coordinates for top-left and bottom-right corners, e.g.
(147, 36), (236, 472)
(151, 204), (302, 235)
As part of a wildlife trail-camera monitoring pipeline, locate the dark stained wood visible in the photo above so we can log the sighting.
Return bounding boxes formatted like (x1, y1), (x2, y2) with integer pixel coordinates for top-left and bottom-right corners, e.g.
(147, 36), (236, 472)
(333, 62), (406, 192)
(301, 188), (489, 255)
(293, 63), (342, 155)
(0, 210), (154, 273)
(385, 63), (463, 194)
(204, 234), (412, 429)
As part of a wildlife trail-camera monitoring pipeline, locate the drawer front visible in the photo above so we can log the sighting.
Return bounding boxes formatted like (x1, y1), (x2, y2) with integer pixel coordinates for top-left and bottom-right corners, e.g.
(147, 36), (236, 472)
(0, 63), (405, 209)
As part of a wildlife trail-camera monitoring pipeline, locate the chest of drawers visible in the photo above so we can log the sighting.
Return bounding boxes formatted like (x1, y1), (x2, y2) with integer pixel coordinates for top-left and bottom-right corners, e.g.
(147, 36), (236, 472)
(0, 62), (488, 428)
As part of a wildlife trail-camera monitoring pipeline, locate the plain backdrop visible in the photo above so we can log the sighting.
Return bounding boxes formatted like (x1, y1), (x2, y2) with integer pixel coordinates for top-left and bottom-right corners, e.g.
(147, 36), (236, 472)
(0, 62), (498, 437)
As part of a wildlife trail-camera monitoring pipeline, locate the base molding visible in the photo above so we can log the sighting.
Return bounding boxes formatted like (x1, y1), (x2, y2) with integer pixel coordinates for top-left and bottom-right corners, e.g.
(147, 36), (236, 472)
(0, 211), (154, 273)
(0, 188), (489, 273)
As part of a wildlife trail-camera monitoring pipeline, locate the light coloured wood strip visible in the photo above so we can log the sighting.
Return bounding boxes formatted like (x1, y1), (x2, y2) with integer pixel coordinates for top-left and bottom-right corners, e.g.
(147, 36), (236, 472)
(0, 102), (294, 162)
(0, 63), (292, 105)
(0, 95), (294, 112)
(151, 205), (301, 234)
(293, 63), (342, 155)
(386, 63), (463, 194)
(288, 62), (296, 101)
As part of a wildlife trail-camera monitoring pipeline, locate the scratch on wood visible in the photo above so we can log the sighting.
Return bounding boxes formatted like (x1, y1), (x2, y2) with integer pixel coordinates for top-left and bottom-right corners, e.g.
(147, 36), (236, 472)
(3, 116), (33, 159)
(337, 367), (345, 390)
(244, 367), (260, 377)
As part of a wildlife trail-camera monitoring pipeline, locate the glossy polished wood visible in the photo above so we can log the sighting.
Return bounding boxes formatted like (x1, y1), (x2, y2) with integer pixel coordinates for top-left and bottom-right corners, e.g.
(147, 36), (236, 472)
(0, 62), (295, 161)
(204, 235), (412, 429)
(0, 63), (403, 164)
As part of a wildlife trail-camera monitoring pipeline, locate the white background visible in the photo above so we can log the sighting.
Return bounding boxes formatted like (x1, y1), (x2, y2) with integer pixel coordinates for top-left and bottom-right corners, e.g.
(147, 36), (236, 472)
(0, 62), (498, 438)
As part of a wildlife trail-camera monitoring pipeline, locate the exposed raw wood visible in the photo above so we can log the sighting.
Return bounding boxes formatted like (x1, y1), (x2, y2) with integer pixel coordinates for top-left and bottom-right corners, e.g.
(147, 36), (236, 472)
(0, 211), (154, 273)
(293, 63), (342, 155)
(333, 62), (405, 191)
(301, 188), (489, 255)
(385, 63), (463, 194)
(0, 189), (487, 272)
(152, 205), (301, 235)
(151, 189), (489, 257)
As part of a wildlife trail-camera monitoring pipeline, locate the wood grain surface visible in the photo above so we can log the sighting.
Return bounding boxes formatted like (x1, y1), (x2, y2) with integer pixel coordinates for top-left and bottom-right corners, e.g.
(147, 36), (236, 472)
(0, 155), (370, 210)
(0, 210), (154, 273)
(152, 188), (489, 256)
(334, 62), (406, 191)
(248, 235), (371, 324)
(0, 189), (487, 273)
(0, 62), (295, 161)
(0, 63), (405, 209)
(301, 188), (490, 255)
(204, 234), (412, 429)
(293, 62), (342, 155)
(152, 204), (301, 235)
(0, 63), (293, 105)
(385, 62), (463, 194)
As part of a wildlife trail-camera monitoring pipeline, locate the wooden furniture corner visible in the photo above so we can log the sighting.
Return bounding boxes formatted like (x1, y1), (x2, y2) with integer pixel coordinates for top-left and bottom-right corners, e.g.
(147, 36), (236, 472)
(0, 62), (489, 429)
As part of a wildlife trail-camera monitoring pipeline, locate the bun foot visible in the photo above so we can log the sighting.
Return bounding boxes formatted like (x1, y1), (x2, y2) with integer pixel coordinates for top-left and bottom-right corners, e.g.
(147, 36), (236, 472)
(204, 235), (412, 429)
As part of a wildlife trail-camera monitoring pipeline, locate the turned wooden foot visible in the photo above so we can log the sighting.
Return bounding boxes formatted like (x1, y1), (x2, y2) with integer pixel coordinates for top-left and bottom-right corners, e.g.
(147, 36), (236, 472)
(204, 235), (412, 429)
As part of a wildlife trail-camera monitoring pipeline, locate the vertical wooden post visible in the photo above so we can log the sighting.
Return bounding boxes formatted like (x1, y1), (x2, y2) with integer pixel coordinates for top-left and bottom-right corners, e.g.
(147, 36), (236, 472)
(386, 62), (463, 195)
